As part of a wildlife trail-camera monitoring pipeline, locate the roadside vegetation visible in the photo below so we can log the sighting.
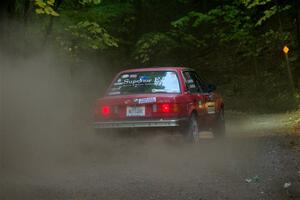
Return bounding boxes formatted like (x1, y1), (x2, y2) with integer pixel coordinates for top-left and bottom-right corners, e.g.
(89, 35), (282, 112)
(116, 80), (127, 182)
(1, 0), (300, 114)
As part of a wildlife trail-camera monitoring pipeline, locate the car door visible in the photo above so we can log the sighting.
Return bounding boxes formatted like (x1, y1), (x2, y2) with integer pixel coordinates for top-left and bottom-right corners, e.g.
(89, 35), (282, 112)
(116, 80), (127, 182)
(194, 73), (221, 116)
(182, 71), (207, 118)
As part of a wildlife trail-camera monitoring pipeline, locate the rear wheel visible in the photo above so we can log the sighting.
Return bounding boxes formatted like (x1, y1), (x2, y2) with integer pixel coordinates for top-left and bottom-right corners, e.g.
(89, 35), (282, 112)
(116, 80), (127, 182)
(185, 114), (200, 142)
(213, 108), (225, 138)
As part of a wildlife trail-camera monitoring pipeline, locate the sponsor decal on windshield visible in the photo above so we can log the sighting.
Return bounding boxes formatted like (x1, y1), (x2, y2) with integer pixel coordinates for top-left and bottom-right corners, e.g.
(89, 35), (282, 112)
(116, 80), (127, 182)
(109, 91), (121, 95)
(121, 74), (129, 78)
(189, 84), (196, 88)
(109, 71), (181, 95)
(130, 74), (137, 78)
(123, 79), (152, 85)
(113, 82), (123, 86)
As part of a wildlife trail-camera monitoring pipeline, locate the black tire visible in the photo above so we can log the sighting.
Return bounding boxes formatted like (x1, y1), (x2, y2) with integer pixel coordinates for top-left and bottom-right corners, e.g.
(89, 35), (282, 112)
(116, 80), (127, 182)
(213, 108), (225, 138)
(185, 113), (200, 143)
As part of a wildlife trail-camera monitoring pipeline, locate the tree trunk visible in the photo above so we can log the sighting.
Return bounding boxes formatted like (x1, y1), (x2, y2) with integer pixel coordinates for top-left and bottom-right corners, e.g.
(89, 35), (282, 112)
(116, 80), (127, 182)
(43, 0), (63, 46)
(202, 0), (208, 12)
(295, 0), (300, 47)
(0, 0), (10, 173)
(24, 0), (31, 24)
(277, 0), (295, 91)
(0, 0), (15, 37)
(295, 0), (300, 88)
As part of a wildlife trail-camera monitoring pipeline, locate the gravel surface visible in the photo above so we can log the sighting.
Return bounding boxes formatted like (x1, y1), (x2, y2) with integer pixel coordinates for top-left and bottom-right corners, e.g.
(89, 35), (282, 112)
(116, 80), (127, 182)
(1, 115), (300, 200)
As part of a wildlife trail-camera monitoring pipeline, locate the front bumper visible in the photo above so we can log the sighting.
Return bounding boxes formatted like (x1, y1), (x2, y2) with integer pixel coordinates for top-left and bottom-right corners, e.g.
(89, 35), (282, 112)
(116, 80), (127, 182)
(94, 118), (188, 129)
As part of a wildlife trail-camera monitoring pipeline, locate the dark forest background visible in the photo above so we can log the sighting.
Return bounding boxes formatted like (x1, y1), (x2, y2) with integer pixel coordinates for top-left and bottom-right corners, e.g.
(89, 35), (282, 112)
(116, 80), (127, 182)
(1, 0), (300, 113)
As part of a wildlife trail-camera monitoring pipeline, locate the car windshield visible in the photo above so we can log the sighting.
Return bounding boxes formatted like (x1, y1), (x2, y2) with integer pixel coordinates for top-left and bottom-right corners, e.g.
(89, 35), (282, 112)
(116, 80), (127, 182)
(108, 71), (181, 95)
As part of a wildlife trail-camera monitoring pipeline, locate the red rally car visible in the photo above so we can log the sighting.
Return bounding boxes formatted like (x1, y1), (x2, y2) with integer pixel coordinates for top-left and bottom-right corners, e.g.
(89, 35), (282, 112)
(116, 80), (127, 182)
(94, 67), (225, 141)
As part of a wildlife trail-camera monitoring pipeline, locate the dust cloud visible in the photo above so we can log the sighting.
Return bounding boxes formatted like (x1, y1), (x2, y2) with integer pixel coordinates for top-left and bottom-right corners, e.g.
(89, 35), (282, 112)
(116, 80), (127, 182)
(0, 18), (106, 171)
(0, 47), (268, 199)
(0, 47), (103, 170)
(0, 22), (296, 200)
(0, 44), (257, 189)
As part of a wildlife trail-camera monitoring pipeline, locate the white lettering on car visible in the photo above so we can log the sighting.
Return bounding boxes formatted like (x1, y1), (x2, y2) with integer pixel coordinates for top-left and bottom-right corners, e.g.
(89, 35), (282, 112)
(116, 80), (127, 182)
(109, 91), (121, 95)
(130, 74), (137, 78)
(138, 97), (157, 104)
(123, 79), (152, 85)
(122, 74), (129, 78)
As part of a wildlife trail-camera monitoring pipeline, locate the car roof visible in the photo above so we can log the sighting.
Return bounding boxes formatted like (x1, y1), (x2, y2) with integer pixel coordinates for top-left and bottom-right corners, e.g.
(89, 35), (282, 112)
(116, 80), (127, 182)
(119, 66), (194, 73)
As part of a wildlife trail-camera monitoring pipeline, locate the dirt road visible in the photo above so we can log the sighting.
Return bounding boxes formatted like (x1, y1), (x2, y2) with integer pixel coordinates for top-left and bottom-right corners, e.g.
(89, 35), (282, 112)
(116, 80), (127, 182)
(1, 113), (300, 200)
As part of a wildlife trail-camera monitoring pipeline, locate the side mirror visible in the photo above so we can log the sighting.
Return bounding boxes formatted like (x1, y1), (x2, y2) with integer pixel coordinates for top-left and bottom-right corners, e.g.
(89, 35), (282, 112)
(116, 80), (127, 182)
(208, 84), (216, 92)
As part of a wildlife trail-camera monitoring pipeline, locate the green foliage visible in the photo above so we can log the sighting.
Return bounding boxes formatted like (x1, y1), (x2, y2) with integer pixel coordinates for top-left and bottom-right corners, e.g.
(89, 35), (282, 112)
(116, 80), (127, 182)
(210, 6), (253, 42)
(171, 0), (292, 58)
(241, 0), (272, 9)
(79, 0), (101, 6)
(171, 11), (214, 29)
(66, 20), (118, 51)
(256, 5), (278, 26)
(60, 3), (135, 39)
(53, 1), (129, 55)
(84, 3), (134, 31)
(171, 5), (254, 45)
(133, 32), (177, 63)
(240, 0), (292, 27)
(17, 0), (299, 112)
(295, 92), (300, 109)
(255, 5), (291, 26)
(34, 0), (59, 16)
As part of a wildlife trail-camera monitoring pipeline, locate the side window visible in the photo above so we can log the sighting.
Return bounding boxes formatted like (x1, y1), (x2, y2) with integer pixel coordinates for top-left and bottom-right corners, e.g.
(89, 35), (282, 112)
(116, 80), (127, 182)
(194, 73), (209, 93)
(183, 71), (201, 93)
(191, 72), (204, 93)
